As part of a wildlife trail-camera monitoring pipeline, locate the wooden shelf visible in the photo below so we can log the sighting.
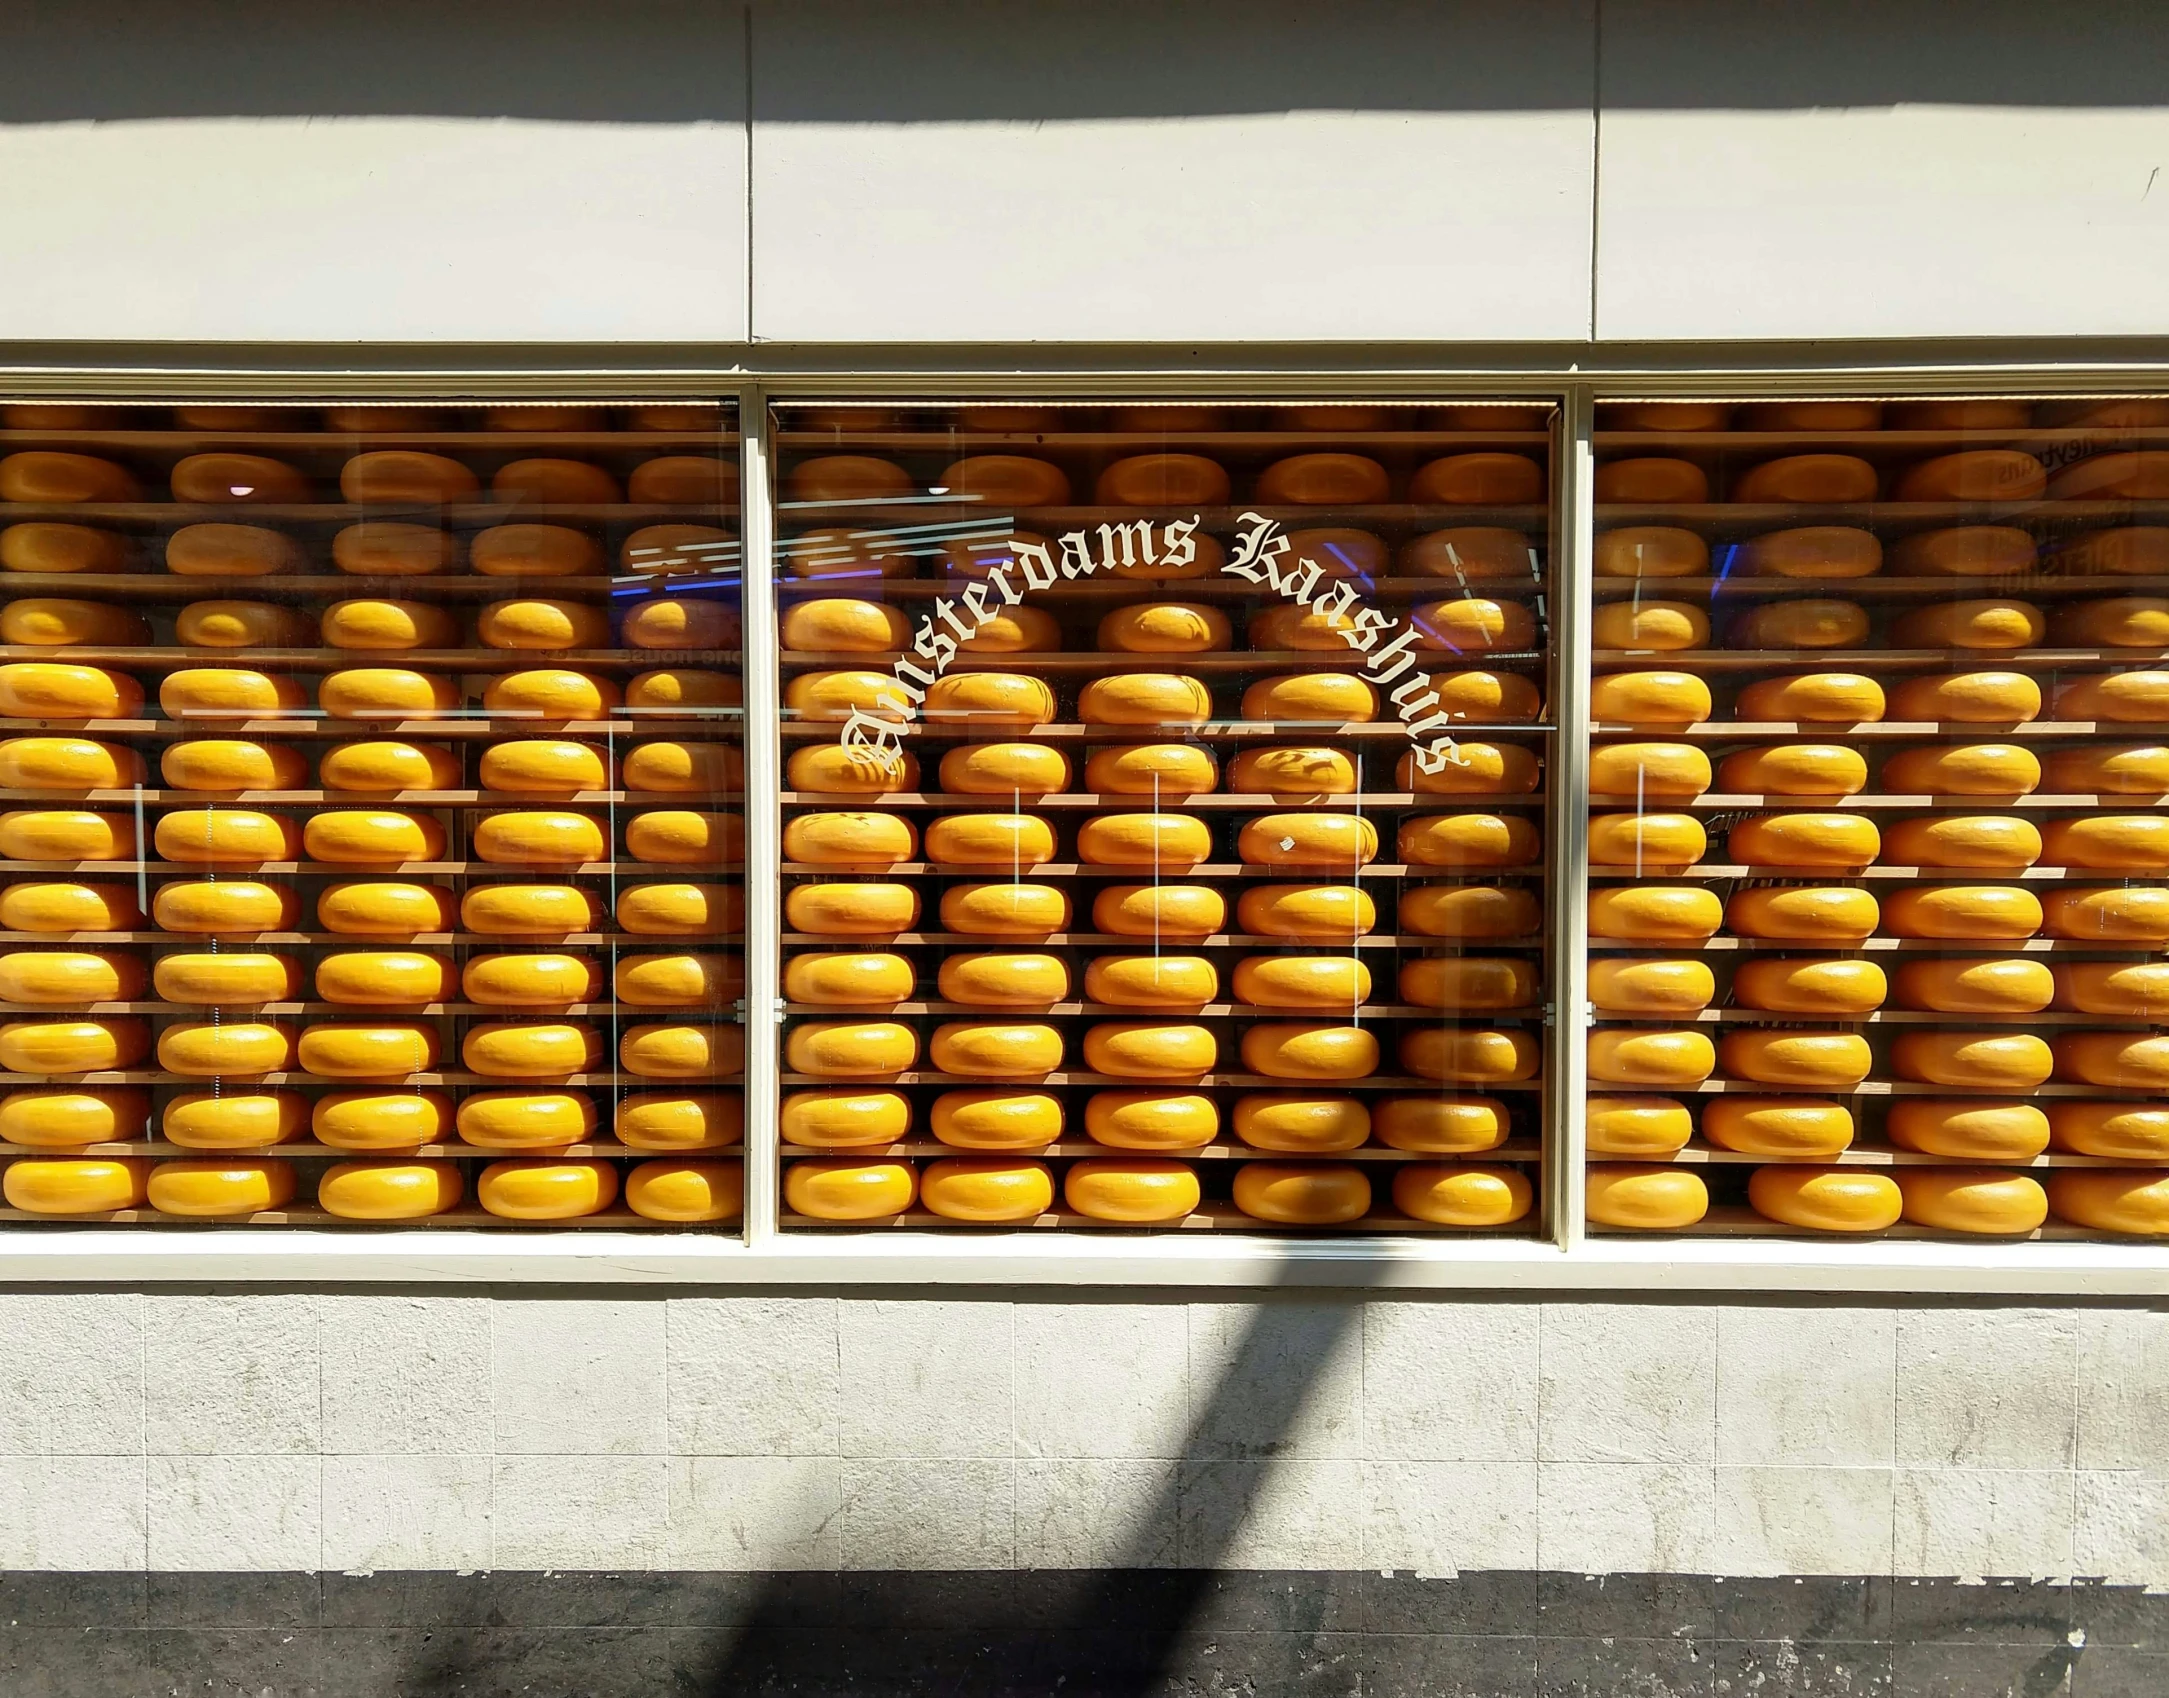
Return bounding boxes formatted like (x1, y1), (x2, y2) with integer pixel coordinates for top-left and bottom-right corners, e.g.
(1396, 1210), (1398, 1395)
(0, 1002), (737, 1017)
(780, 862), (1540, 879)
(1592, 1007), (2169, 1029)
(0, 933), (722, 946)
(1585, 864), (2104, 882)
(1593, 648), (2169, 670)
(0, 861), (744, 877)
(779, 792), (1546, 810)
(0, 1071), (740, 1087)
(0, 429), (737, 454)
(778, 649), (1547, 673)
(0, 791), (720, 807)
(779, 932), (1538, 950)
(776, 576), (1550, 604)
(0, 1140), (742, 1159)
(778, 1071), (1538, 1090)
(774, 430), (1552, 453)
(778, 1139), (1542, 1163)
(779, 1002), (1537, 1020)
(1590, 1144), (2168, 1170)
(1667, 1079), (2153, 1099)
(1672, 794), (2169, 811)
(0, 717), (742, 738)
(1588, 937), (2155, 955)
(0, 1203), (732, 1230)
(0, 504), (733, 525)
(781, 1202), (1531, 1234)
(1589, 721), (2169, 740)
(0, 647), (733, 674)
(781, 719), (1550, 742)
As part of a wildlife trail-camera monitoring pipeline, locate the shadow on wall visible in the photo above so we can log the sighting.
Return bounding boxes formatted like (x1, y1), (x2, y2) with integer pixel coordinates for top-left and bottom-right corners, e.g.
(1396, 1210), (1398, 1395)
(4, 0), (2167, 126)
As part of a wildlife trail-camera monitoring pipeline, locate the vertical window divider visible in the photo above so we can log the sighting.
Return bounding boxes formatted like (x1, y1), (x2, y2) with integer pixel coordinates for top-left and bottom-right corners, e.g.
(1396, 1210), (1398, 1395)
(738, 383), (782, 1250)
(1545, 383), (1596, 1253)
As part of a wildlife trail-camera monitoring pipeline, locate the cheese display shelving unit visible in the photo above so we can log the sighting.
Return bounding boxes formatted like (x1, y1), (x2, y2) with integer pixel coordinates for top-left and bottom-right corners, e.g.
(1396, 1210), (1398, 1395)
(0, 400), (746, 1230)
(1582, 397), (2169, 1245)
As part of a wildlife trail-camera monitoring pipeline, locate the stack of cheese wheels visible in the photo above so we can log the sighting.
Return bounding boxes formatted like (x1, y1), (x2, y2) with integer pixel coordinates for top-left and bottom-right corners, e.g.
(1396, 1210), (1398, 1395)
(775, 400), (1550, 1232)
(1587, 395), (2169, 1240)
(0, 400), (744, 1228)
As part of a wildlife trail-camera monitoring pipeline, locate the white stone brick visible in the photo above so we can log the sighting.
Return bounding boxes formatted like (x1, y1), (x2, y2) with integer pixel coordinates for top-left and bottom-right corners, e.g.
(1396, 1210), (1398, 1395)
(1894, 1468), (2074, 1579)
(2073, 1469), (2169, 1586)
(1713, 1467), (1895, 1578)
(1013, 1302), (1189, 1460)
(840, 1458), (1013, 1570)
(1362, 1460), (1538, 1574)
(146, 1453), (320, 1571)
(1897, 1310), (2077, 1469)
(667, 1456), (843, 1571)
(1015, 1458), (1178, 1569)
(1363, 1301), (1538, 1463)
(835, 1301), (1011, 1460)
(2077, 1310), (2169, 1470)
(491, 1455), (669, 1570)
(668, 1297), (841, 1457)
(1179, 1459), (1365, 1570)
(0, 1293), (142, 1455)
(1539, 1304), (1716, 1464)
(143, 1295), (318, 1456)
(1536, 1462), (1717, 1575)
(0, 1455), (146, 1569)
(1717, 1307), (1896, 1467)
(1184, 1301), (1363, 1462)
(492, 1298), (667, 1457)
(320, 1455), (491, 1572)
(319, 1296), (491, 1456)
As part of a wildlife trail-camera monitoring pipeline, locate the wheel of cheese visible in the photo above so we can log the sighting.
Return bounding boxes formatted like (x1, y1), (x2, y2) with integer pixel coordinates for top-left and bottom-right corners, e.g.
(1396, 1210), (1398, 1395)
(944, 881), (1071, 937)
(938, 743), (1070, 797)
(1230, 1161), (1371, 1224)
(471, 524), (605, 580)
(619, 881), (740, 938)
(1399, 956), (1538, 1012)
(305, 809), (445, 866)
(1896, 957), (2053, 1013)
(464, 1020), (601, 1079)
(0, 879), (138, 933)
(150, 878), (293, 935)
(0, 523), (132, 574)
(1097, 602), (1229, 655)
(2056, 1030), (2169, 1089)
(1899, 1168), (2047, 1234)
(1400, 742), (1543, 796)
(1735, 673), (1886, 724)
(322, 404), (444, 432)
(2049, 1101), (2169, 1159)
(3, 1157), (149, 1213)
(490, 459), (621, 505)
(472, 809), (607, 867)
(1282, 528), (1387, 581)
(786, 743), (914, 796)
(313, 948), (447, 1006)
(473, 740), (609, 800)
(456, 886), (598, 943)
(1082, 1021), (1214, 1079)
(295, 1021), (435, 1079)
(1591, 526), (1707, 579)
(1894, 451), (2047, 503)
(2056, 961), (2169, 1015)
(317, 741), (460, 793)
(1702, 1097), (1855, 1155)
(2047, 1171), (2169, 1237)
(1733, 957), (1887, 1014)
(1585, 1095), (1693, 1155)
(1593, 457), (1707, 504)
(1109, 407), (1221, 434)
(2045, 885), (2169, 941)
(1729, 812), (1880, 868)
(0, 736), (145, 792)
(1587, 958), (1715, 1014)
(925, 812), (1056, 869)
(154, 951), (296, 1005)
(1227, 747), (1356, 797)
(1882, 884), (2040, 939)
(1581, 885), (1721, 946)
(2051, 527), (2169, 577)
(1744, 401), (1886, 430)
(920, 1156), (1055, 1222)
(783, 1158), (916, 1220)
(1221, 1092), (1364, 1153)
(934, 1019), (1066, 1077)
(1600, 402), (1729, 430)
(1422, 670), (1544, 724)
(780, 599), (910, 654)
(782, 1086), (913, 1150)
(1741, 526), (1883, 579)
(1731, 599), (1872, 651)
(626, 455), (737, 505)
(1085, 954), (1215, 1010)
(1586, 1166), (1708, 1230)
(1402, 883), (1541, 939)
(783, 527), (912, 580)
(147, 1157), (295, 1217)
(627, 670), (742, 715)
(1892, 1030), (2053, 1087)
(2043, 815), (2169, 871)
(0, 451), (140, 503)
(1587, 1027), (1715, 1086)
(787, 456), (912, 503)
(1399, 453), (1547, 510)
(927, 673), (1057, 727)
(1890, 599), (2047, 652)
(0, 1084), (149, 1147)
(1892, 400), (2033, 429)
(1587, 812), (1704, 868)
(331, 521), (460, 577)
(462, 952), (597, 1007)
(1402, 812), (1544, 869)
(1403, 527), (1538, 580)
(1747, 1167), (1901, 1233)
(2055, 672), (2169, 723)
(783, 950), (913, 1007)
(941, 951), (1070, 1009)
(160, 1089), (304, 1150)
(159, 666), (308, 722)
(1401, 1026), (1535, 1083)
(1082, 1089), (1214, 1150)
(1881, 743), (2040, 796)
(2048, 451), (2169, 500)
(455, 1090), (595, 1150)
(1884, 814), (2041, 870)
(1078, 674), (1212, 727)
(1589, 600), (1709, 652)
(339, 450), (480, 504)
(1255, 454), (1389, 505)
(0, 664), (143, 721)
(784, 880), (918, 939)
(2054, 597), (2169, 649)
(317, 667), (462, 722)
(310, 1090), (452, 1150)
(159, 1019), (291, 1076)
(1589, 671), (1710, 727)
(1588, 742), (1711, 800)
(1886, 1100), (2049, 1159)
(623, 598), (737, 655)
(1090, 883), (1223, 938)
(0, 599), (149, 647)
(1061, 1159), (1201, 1224)
(1719, 1029), (1874, 1086)
(937, 455), (1071, 506)
(490, 668), (624, 722)
(623, 740), (741, 796)
(1083, 744), (1218, 796)
(1716, 744), (1868, 797)
(477, 1158), (617, 1220)
(485, 404), (609, 432)
(1370, 1097), (1509, 1155)
(155, 808), (300, 865)
(1236, 812), (1377, 869)
(929, 1088), (1062, 1150)
(0, 808), (136, 861)
(959, 605), (1061, 654)
(624, 1159), (743, 1223)
(1393, 1164), (1533, 1227)
(165, 523), (305, 579)
(313, 882), (452, 940)
(158, 739), (305, 794)
(955, 404), (1059, 431)
(1226, 955), (1365, 1010)
(476, 599), (609, 653)
(618, 1092), (743, 1151)
(1889, 671), (2042, 724)
(0, 1015), (147, 1073)
(787, 671), (906, 722)
(1732, 454), (1877, 504)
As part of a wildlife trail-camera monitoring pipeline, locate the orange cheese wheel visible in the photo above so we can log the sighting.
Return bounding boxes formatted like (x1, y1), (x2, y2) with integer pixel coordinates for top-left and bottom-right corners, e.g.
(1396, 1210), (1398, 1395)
(1587, 1028), (1715, 1086)
(1095, 454), (1232, 506)
(624, 1159), (743, 1223)
(148, 950), (296, 1008)
(787, 455), (911, 503)
(620, 1021), (744, 1080)
(939, 455), (1070, 505)
(475, 1158), (617, 1221)
(1589, 599), (1710, 651)
(1411, 596), (1538, 653)
(1374, 1096), (1511, 1154)
(1898, 1169), (2047, 1235)
(1602, 402), (1729, 430)
(2055, 597), (2169, 649)
(1594, 457), (1708, 503)
(479, 740), (608, 797)
(1888, 671), (2041, 724)
(159, 1089), (303, 1150)
(1880, 883), (2038, 939)
(476, 598), (608, 653)
(154, 808), (300, 865)
(1592, 526), (1707, 579)
(1083, 744), (1218, 796)
(2046, 1171), (2169, 1237)
(1236, 884), (1373, 941)
(1585, 1095), (1693, 1155)
(1226, 747), (1355, 799)
(1409, 452), (1543, 505)
(962, 609), (1063, 659)
(0, 451), (139, 502)
(0, 1016), (149, 1073)
(305, 809), (445, 866)
(1064, 1159), (1201, 1224)
(2048, 451), (2169, 500)
(780, 1088), (910, 1149)
(456, 1090), (596, 1151)
(622, 597), (737, 651)
(1401, 1029), (1535, 1083)
(1404, 812), (1544, 868)
(1076, 812), (1211, 868)
(1896, 957), (2053, 1014)
(787, 670), (907, 722)
(1399, 742), (1542, 795)
(1255, 453), (1389, 505)
(1589, 885), (1724, 941)
(780, 598), (910, 653)
(784, 744), (915, 797)
(489, 458), (620, 504)
(1732, 957), (1887, 1013)
(2042, 815), (2169, 871)
(1590, 741), (1711, 800)
(159, 739), (306, 793)
(784, 527), (911, 581)
(1719, 1029), (1874, 1086)
(783, 1159), (915, 1220)
(1087, 954), (1215, 1010)
(0, 736), (145, 791)
(164, 524), (305, 578)
(1892, 400), (2032, 428)
(1891, 599), (2047, 650)
(451, 883), (594, 940)
(2051, 527), (2169, 577)
(2044, 744), (2169, 794)
(1741, 401), (1883, 430)
(1892, 1030), (2054, 1088)
(783, 951), (913, 1008)
(0, 599), (149, 646)
(316, 741), (461, 793)
(1230, 1093), (1368, 1153)
(1072, 674), (1210, 728)
(932, 1020), (1066, 1078)
(1587, 1166), (1708, 1230)
(1231, 1162), (1371, 1224)
(315, 949), (449, 1006)
(313, 879), (454, 942)
(485, 669), (621, 721)
(1732, 454), (1877, 503)
(1747, 1167), (1902, 1234)
(318, 668), (459, 720)
(2055, 961), (2169, 1015)
(942, 951), (1071, 1009)
(1730, 599), (1871, 650)
(1586, 958), (1714, 1014)
(1237, 813), (1377, 869)
(149, 878), (295, 935)
(0, 809), (135, 861)
(3, 1157), (150, 1214)
(1882, 814), (2041, 871)
(0, 523), (132, 574)
(1246, 602), (1358, 651)
(920, 1156), (1055, 1222)
(0, 663), (143, 721)
(1886, 1100), (2049, 1160)
(1, 1084), (151, 1147)
(1880, 743), (2040, 796)
(159, 1019), (292, 1077)
(1717, 744), (1868, 797)
(1702, 1098), (1855, 1155)
(2056, 1031), (2169, 1089)
(1404, 884), (1543, 939)
(1589, 671), (1710, 727)
(1587, 812), (1704, 869)
(1741, 526), (1882, 579)
(2043, 885), (2169, 941)
(1424, 669), (1543, 723)
(1401, 526), (1537, 580)
(924, 812), (1055, 869)
(2055, 672), (2169, 723)
(1242, 1022), (1379, 1080)
(1728, 812), (1880, 868)
(1894, 451), (2046, 502)
(1735, 673), (1886, 724)
(1084, 1090), (1217, 1150)
(337, 449), (476, 503)
(330, 522), (459, 578)
(0, 879), (140, 932)
(320, 598), (458, 652)
(2049, 1101), (2169, 1159)
(783, 811), (915, 869)
(1082, 1020), (1213, 1079)
(621, 740), (741, 796)
(941, 882), (1071, 937)
(928, 1089), (1061, 1150)
(625, 454), (737, 504)
(932, 743), (1067, 797)
(1392, 1164), (1533, 1227)
(1399, 956), (1536, 1012)
(785, 1019), (917, 1078)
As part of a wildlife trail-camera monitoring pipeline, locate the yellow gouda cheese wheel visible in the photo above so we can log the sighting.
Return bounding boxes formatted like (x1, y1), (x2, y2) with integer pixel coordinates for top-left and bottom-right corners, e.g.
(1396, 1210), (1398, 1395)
(1400, 1027), (1534, 1083)
(626, 1159), (744, 1223)
(1402, 811), (1543, 869)
(1100, 603), (1231, 653)
(295, 1022), (435, 1078)
(1593, 527), (1707, 578)
(2043, 885), (2169, 941)
(1717, 743), (1868, 797)
(461, 1021), (600, 1078)
(461, 952), (596, 1007)
(926, 672), (1056, 727)
(154, 951), (296, 1005)
(939, 743), (1070, 796)
(477, 1158), (618, 1220)
(1077, 812), (1211, 868)
(782, 812), (916, 870)
(1735, 673), (1886, 724)
(1719, 1029), (1875, 1086)
(1076, 1020), (1211, 1078)
(1080, 1089), (1212, 1150)
(1064, 1158), (1200, 1223)
(1423, 669), (1544, 724)
(148, 1158), (295, 1217)
(304, 809), (444, 866)
(783, 951), (913, 1008)
(3, 1156), (149, 1213)
(623, 596), (737, 648)
(1881, 743), (2040, 796)
(477, 599), (609, 652)
(1732, 454), (1877, 504)
(1891, 599), (2046, 650)
(1401, 527), (1536, 579)
(1237, 884), (1374, 940)
(928, 1088), (1061, 1150)
(1747, 1166), (1901, 1233)
(1236, 812), (1377, 869)
(2043, 814), (2169, 870)
(783, 1159), (915, 1220)
(1225, 1093), (1365, 1153)
(1590, 671), (1710, 727)
(1079, 674), (1213, 727)
(622, 741), (740, 795)
(1883, 884), (2039, 938)
(1889, 671), (2041, 723)
(1703, 1098), (1854, 1155)
(0, 1084), (149, 1147)
(1895, 957), (2053, 1013)
(1391, 1164), (1531, 1226)
(1588, 885), (1723, 941)
(2056, 671), (2169, 723)
(490, 457), (620, 504)
(1588, 1028), (1714, 1086)
(322, 599), (459, 651)
(2055, 1031), (2169, 1089)
(617, 1091), (742, 1151)
(1410, 452), (1542, 505)
(1375, 1096), (1511, 1153)
(0, 736), (144, 791)
(2049, 1101), (2169, 1160)
(1, 879), (139, 932)
(455, 1090), (595, 1150)
(1227, 746), (1356, 797)
(479, 740), (608, 797)
(785, 1020), (916, 1078)
(782, 880), (917, 938)
(158, 1019), (290, 1076)
(1587, 812), (1704, 868)
(925, 812), (1055, 870)
(314, 880), (452, 936)
(920, 1156), (1054, 1222)
(1225, 954), (1364, 1010)
(159, 739), (306, 794)
(483, 668), (618, 720)
(165, 522), (305, 577)
(472, 810), (606, 867)
(1590, 599), (1710, 651)
(2046, 1171), (2169, 1236)
(1898, 1169), (2046, 1235)
(316, 741), (460, 793)
(310, 1090), (452, 1150)
(317, 668), (459, 721)
(1586, 1095), (1692, 1154)
(782, 1086), (911, 1149)
(0, 523), (131, 574)
(1590, 742), (1711, 800)
(2050, 527), (2169, 577)
(1399, 956), (1537, 1013)
(1886, 1100), (2049, 1160)
(2044, 744), (2169, 794)
(933, 1019), (1065, 1077)
(1896, 450), (2047, 501)
(2056, 961), (2169, 1015)
(628, 808), (741, 867)
(1883, 814), (2041, 870)
(1729, 811), (1880, 868)
(1232, 1161), (1371, 1224)
(786, 743), (914, 796)
(155, 808), (298, 865)
(1595, 457), (1708, 503)
(331, 522), (459, 577)
(1587, 958), (1714, 1014)
(0, 664), (143, 721)
(161, 1090), (303, 1150)
(1090, 883), (1222, 939)
(1256, 453), (1388, 505)
(1084, 954), (1214, 1010)
(1399, 741), (1542, 795)
(1732, 957), (1886, 1014)
(1892, 1030), (2054, 1088)
(1084, 744), (1218, 796)
(1741, 526), (1882, 579)
(0, 599), (148, 647)
(1412, 597), (1538, 653)
(1586, 1166), (1707, 1230)
(781, 598), (911, 653)
(154, 878), (299, 935)
(1730, 599), (1870, 650)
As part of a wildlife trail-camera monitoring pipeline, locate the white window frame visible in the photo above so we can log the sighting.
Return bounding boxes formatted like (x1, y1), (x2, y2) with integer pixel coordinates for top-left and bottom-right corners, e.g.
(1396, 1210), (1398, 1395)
(0, 358), (2164, 1294)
